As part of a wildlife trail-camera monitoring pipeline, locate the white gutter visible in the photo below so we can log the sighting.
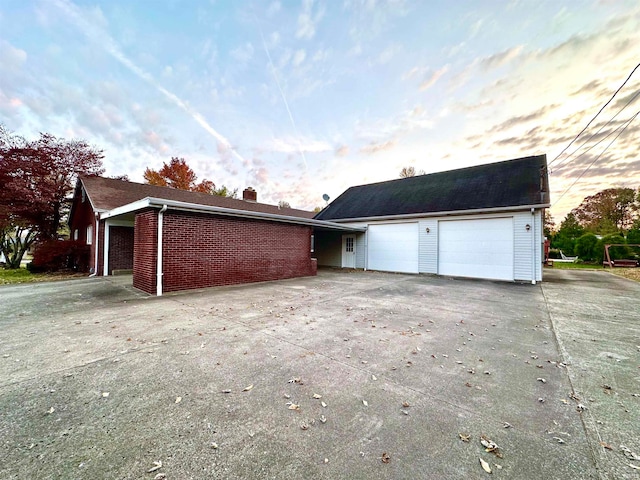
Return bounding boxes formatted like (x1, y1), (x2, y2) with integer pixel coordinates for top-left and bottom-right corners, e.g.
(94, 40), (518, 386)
(156, 204), (167, 296)
(89, 212), (99, 277)
(100, 197), (365, 232)
(324, 203), (551, 224)
(531, 207), (536, 285)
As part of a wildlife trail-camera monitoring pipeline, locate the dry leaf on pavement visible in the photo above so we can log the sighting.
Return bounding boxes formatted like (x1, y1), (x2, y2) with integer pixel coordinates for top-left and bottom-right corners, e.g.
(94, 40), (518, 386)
(480, 457), (492, 473)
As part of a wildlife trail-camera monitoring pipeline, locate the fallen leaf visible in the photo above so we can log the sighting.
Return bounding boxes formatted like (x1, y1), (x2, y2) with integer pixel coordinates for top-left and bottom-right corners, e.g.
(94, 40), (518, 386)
(324, 458), (329, 463)
(102, 392), (109, 398)
(537, 378), (547, 383)
(629, 464), (640, 470)
(576, 403), (587, 412)
(154, 474), (166, 480)
(402, 401), (411, 408)
(313, 393), (322, 399)
(503, 422), (512, 429)
(147, 461), (162, 473)
(381, 452), (391, 464)
(553, 437), (566, 444)
(459, 433), (471, 442)
(320, 415), (327, 423)
(599, 441), (613, 450)
(287, 403), (300, 410)
(175, 396), (182, 404)
(221, 389), (231, 394)
(372, 375), (377, 380)
(480, 435), (503, 458)
(47, 407), (55, 414)
(300, 423), (309, 430)
(321, 401), (327, 408)
(362, 400), (368, 407)
(211, 442), (219, 449)
(480, 457), (492, 474)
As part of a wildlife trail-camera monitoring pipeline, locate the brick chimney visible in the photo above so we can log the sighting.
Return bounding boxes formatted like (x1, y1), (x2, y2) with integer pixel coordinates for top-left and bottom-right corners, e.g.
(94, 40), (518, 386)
(243, 187), (257, 202)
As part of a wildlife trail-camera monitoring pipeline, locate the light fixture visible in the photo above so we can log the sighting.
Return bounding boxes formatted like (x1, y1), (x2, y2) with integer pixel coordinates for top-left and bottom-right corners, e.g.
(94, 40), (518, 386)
(525, 224), (531, 231)
(426, 227), (430, 233)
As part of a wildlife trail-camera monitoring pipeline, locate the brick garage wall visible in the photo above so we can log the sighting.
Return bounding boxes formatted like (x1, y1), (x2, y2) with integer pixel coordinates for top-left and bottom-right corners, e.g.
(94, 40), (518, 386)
(161, 211), (315, 293)
(108, 226), (134, 273)
(133, 210), (158, 294)
(69, 197), (98, 273)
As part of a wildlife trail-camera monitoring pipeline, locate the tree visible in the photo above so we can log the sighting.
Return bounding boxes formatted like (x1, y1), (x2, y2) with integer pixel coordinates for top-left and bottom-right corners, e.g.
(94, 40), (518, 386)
(543, 211), (556, 238)
(399, 166), (426, 178)
(211, 185), (238, 199)
(575, 233), (599, 262)
(144, 157), (216, 193)
(278, 200), (291, 209)
(552, 212), (585, 256)
(399, 166), (416, 178)
(571, 187), (637, 233)
(0, 126), (104, 268)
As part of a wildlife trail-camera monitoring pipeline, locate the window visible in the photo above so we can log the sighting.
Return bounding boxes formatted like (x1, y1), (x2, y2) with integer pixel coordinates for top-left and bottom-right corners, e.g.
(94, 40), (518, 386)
(345, 237), (354, 252)
(86, 225), (93, 245)
(73, 229), (79, 241)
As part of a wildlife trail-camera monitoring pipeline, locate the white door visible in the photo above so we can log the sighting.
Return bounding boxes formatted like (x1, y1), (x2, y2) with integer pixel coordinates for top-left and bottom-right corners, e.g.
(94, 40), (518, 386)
(368, 223), (419, 273)
(438, 218), (514, 281)
(342, 235), (356, 268)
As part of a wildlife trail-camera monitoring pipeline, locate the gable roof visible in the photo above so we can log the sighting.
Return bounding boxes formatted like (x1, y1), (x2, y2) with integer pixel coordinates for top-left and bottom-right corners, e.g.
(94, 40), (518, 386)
(74, 176), (315, 220)
(314, 155), (550, 221)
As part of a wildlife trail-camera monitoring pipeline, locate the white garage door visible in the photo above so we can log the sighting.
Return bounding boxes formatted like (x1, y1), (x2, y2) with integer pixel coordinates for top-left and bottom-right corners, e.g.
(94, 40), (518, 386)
(368, 223), (419, 273)
(438, 218), (514, 281)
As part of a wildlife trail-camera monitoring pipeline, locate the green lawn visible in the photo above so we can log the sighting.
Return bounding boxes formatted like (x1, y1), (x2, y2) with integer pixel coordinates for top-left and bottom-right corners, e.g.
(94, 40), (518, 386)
(0, 268), (85, 285)
(547, 262), (603, 270)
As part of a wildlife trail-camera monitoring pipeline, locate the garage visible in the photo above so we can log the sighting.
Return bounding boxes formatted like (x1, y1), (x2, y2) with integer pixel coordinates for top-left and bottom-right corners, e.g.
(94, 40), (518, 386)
(368, 223), (419, 273)
(438, 218), (514, 281)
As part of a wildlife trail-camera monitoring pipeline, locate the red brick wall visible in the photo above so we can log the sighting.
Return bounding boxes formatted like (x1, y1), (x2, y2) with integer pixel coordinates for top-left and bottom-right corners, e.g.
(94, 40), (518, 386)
(69, 193), (98, 273)
(133, 210), (158, 294)
(158, 211), (315, 294)
(97, 221), (105, 276)
(108, 226), (134, 272)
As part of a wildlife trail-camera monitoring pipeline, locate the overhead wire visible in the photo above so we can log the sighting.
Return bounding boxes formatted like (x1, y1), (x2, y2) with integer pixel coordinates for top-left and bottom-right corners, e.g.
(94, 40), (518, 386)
(548, 61), (640, 167)
(551, 87), (640, 172)
(552, 109), (639, 207)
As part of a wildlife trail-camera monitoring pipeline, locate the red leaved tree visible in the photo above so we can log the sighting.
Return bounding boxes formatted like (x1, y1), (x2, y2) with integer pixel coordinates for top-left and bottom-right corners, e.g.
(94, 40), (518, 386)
(0, 125), (104, 268)
(144, 157), (216, 193)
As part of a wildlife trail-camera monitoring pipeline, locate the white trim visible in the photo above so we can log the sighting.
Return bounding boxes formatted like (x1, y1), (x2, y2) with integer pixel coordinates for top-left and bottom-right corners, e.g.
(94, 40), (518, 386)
(99, 197), (365, 232)
(323, 203), (550, 223)
(157, 205), (167, 296)
(101, 219), (135, 277)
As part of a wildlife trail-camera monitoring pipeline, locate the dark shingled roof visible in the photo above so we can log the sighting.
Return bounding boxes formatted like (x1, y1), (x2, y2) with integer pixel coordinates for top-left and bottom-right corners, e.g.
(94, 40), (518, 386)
(75, 176), (315, 219)
(315, 155), (549, 221)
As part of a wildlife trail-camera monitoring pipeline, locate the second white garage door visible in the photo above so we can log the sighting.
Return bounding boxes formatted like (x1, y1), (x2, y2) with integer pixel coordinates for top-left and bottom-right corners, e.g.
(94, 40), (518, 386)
(368, 223), (419, 273)
(438, 218), (514, 281)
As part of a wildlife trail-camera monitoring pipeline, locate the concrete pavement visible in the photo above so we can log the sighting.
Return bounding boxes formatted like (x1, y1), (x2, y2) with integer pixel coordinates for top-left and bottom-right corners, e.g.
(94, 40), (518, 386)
(0, 268), (638, 479)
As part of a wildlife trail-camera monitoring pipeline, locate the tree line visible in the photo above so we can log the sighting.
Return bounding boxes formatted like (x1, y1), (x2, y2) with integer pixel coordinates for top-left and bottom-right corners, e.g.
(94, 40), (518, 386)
(546, 187), (640, 262)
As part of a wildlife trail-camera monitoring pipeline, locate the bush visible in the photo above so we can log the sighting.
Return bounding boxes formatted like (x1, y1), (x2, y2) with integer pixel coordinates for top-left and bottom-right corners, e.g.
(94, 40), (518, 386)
(575, 233), (599, 262)
(595, 234), (629, 262)
(29, 239), (90, 272)
(627, 228), (640, 245)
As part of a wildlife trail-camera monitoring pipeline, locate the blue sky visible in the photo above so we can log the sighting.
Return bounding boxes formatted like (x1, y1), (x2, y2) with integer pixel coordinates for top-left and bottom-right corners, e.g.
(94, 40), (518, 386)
(0, 0), (639, 221)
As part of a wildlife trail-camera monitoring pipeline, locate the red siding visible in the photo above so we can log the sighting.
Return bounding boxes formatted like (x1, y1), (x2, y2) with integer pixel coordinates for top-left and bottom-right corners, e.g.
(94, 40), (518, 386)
(133, 210), (158, 294)
(108, 226), (134, 272)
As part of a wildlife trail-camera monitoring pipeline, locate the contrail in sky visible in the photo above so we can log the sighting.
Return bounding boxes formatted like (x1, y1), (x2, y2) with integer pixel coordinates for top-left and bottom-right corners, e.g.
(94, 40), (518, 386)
(52, 0), (247, 166)
(255, 16), (308, 171)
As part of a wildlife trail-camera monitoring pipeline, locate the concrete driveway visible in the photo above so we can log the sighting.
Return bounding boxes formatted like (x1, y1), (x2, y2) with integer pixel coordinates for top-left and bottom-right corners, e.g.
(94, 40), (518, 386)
(0, 269), (638, 479)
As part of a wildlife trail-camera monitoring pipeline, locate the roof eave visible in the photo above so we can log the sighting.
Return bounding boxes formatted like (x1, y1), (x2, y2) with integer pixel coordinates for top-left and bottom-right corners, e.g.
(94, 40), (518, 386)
(100, 197), (365, 232)
(322, 203), (551, 223)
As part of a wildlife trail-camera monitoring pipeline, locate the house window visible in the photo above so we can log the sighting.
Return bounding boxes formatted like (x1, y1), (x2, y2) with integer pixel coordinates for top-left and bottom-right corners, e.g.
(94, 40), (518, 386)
(73, 229), (79, 241)
(86, 225), (93, 245)
(345, 237), (354, 252)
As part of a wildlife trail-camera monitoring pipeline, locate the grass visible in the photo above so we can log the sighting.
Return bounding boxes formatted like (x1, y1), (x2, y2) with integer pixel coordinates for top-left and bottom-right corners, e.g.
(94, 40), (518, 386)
(545, 261), (640, 282)
(0, 268), (85, 285)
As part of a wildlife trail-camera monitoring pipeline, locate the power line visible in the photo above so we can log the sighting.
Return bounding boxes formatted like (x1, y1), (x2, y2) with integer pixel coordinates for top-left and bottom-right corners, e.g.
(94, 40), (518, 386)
(552, 87), (640, 172)
(552, 110), (639, 207)
(548, 62), (640, 167)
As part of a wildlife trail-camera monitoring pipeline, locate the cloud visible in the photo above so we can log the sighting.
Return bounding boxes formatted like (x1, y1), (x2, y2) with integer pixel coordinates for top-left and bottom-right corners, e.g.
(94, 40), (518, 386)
(419, 65), (449, 91)
(335, 145), (349, 156)
(376, 44), (400, 65)
(360, 140), (397, 154)
(230, 42), (254, 64)
(292, 49), (306, 67)
(479, 45), (523, 70)
(267, 136), (332, 154)
(267, 1), (281, 16)
(489, 105), (557, 133)
(50, 0), (249, 167)
(296, 0), (325, 39)
(0, 40), (27, 71)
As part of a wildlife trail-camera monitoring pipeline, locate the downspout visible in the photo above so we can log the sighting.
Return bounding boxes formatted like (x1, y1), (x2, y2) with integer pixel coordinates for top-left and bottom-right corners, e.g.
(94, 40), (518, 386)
(531, 208), (536, 285)
(156, 205), (168, 296)
(89, 213), (99, 277)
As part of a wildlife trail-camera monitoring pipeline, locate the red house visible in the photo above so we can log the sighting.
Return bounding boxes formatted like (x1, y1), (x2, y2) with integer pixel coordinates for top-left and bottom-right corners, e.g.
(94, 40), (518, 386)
(68, 176), (360, 295)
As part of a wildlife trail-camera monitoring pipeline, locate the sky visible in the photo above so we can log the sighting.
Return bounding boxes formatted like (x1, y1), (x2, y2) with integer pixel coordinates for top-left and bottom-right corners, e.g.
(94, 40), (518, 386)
(0, 0), (639, 222)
